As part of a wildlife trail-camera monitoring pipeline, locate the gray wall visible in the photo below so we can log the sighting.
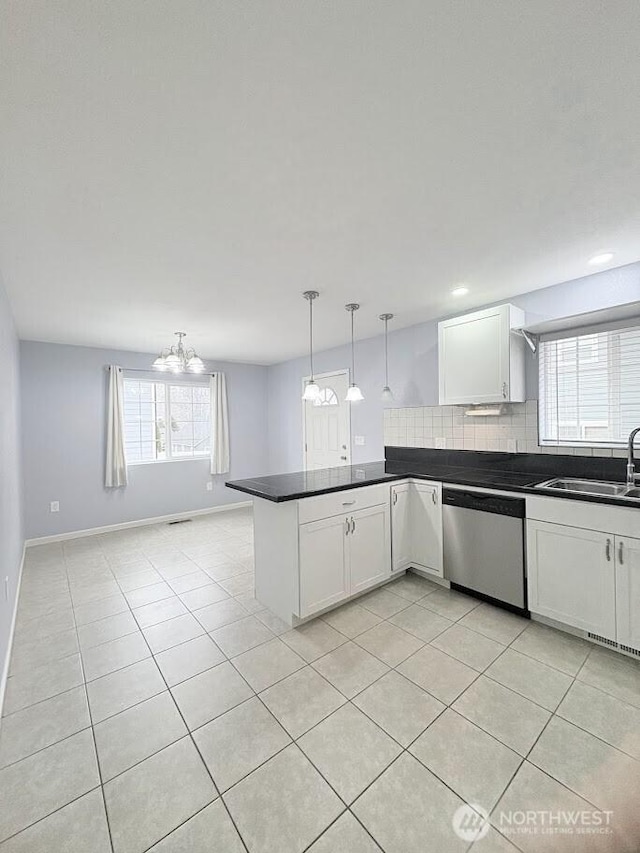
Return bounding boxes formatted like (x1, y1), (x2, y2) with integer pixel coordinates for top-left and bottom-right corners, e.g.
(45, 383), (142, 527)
(21, 342), (268, 539)
(0, 276), (23, 683)
(267, 262), (640, 473)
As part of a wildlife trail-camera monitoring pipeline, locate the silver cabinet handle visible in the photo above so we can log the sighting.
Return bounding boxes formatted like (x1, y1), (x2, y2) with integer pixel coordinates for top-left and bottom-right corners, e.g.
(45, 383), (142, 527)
(342, 500), (356, 506)
(392, 491), (398, 506)
(340, 456), (347, 461)
(606, 538), (612, 561)
(502, 382), (508, 399)
(432, 490), (437, 505)
(345, 517), (350, 536)
(619, 541), (624, 565)
(351, 517), (356, 534)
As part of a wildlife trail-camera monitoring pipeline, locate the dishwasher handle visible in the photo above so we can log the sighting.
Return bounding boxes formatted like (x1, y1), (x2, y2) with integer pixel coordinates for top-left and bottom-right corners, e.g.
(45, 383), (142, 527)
(442, 488), (525, 519)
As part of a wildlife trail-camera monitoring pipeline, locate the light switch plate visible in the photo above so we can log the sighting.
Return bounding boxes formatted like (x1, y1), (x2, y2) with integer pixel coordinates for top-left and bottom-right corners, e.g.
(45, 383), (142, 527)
(354, 435), (365, 446)
(50, 501), (59, 513)
(206, 482), (213, 491)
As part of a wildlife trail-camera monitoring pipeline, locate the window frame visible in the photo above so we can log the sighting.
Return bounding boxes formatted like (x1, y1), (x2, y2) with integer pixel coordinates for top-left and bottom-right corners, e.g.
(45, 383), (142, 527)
(123, 376), (211, 466)
(538, 321), (640, 450)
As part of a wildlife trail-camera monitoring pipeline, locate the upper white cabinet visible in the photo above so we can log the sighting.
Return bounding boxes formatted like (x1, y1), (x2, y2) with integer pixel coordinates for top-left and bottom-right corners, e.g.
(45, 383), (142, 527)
(438, 303), (526, 405)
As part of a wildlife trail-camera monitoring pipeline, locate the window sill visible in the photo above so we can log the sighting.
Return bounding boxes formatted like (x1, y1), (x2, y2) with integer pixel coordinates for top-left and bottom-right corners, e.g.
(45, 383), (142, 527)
(128, 456), (210, 467)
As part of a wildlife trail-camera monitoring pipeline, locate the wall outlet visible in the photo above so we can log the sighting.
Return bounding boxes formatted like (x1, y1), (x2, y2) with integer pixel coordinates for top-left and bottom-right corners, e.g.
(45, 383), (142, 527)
(50, 501), (59, 513)
(507, 439), (517, 453)
(435, 437), (447, 449)
(206, 482), (213, 492)
(354, 435), (365, 446)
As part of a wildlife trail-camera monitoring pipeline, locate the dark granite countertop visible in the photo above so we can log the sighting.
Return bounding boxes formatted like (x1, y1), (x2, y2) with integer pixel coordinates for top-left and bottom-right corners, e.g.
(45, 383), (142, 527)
(226, 447), (640, 509)
(226, 448), (639, 509)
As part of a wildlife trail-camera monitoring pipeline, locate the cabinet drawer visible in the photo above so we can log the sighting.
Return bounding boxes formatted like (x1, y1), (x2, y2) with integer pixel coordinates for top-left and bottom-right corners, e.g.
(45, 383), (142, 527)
(298, 484), (390, 524)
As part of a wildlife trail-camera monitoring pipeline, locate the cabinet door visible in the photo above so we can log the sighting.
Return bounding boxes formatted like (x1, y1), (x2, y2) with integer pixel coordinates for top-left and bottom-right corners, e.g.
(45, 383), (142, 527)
(299, 515), (349, 618)
(615, 536), (640, 650)
(391, 484), (412, 573)
(349, 503), (391, 595)
(411, 483), (444, 577)
(527, 520), (616, 638)
(439, 305), (510, 405)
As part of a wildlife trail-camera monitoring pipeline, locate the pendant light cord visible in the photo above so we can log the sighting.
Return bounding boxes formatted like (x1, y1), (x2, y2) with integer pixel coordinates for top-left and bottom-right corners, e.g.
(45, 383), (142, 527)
(309, 296), (314, 380)
(384, 317), (389, 386)
(351, 309), (355, 383)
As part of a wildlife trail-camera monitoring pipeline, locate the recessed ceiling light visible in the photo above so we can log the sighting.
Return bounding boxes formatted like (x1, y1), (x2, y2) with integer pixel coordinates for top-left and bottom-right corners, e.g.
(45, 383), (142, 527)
(451, 286), (469, 297)
(588, 252), (614, 266)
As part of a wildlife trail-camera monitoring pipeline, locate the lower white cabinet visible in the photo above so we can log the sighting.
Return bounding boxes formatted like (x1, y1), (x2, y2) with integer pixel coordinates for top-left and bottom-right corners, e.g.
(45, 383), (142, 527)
(391, 483), (412, 573)
(299, 502), (390, 618)
(412, 483), (443, 577)
(299, 515), (349, 617)
(349, 504), (391, 594)
(527, 520), (616, 638)
(391, 481), (443, 578)
(615, 535), (640, 649)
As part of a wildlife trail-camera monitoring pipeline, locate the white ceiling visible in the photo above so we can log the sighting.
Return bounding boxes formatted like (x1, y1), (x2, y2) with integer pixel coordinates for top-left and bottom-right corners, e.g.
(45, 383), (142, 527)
(1, 1), (639, 364)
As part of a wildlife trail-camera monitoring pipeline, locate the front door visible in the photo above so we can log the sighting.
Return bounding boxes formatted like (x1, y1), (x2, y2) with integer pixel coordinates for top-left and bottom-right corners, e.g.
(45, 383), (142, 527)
(303, 370), (351, 470)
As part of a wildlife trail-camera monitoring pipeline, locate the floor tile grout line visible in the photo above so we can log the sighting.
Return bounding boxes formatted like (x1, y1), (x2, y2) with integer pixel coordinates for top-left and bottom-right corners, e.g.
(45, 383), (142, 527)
(126, 585), (254, 853)
(64, 552), (118, 853)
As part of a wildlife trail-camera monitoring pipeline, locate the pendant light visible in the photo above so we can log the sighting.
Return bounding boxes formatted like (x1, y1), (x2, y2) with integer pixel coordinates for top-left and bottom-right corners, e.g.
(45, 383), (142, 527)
(302, 291), (320, 402)
(345, 303), (364, 402)
(379, 313), (394, 401)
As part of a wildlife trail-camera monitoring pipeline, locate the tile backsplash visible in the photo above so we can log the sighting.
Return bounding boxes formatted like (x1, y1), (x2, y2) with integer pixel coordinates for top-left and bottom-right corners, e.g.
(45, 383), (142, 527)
(383, 400), (623, 458)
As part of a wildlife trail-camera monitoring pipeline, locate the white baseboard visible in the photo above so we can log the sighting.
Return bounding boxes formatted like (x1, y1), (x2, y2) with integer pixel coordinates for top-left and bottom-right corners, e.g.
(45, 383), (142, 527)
(0, 543), (26, 719)
(25, 501), (252, 547)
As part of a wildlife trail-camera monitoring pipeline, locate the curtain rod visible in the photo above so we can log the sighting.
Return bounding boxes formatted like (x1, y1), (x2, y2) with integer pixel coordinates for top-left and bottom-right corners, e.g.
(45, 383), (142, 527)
(106, 366), (216, 376)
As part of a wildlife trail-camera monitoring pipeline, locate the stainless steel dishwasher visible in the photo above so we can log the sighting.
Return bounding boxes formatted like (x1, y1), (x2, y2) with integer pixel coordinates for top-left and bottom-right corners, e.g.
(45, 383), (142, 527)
(443, 488), (528, 615)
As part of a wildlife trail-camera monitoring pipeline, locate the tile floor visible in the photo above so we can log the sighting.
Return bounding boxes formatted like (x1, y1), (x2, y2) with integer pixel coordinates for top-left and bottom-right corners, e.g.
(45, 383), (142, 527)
(1, 507), (640, 852)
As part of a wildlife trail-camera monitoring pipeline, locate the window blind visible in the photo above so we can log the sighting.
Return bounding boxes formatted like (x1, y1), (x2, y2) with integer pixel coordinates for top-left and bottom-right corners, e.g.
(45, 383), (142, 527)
(539, 323), (640, 446)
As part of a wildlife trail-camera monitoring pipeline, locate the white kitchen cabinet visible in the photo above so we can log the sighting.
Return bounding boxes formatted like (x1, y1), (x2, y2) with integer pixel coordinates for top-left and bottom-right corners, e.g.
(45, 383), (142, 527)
(299, 502), (391, 617)
(411, 482), (443, 577)
(349, 503), (391, 594)
(615, 535), (640, 649)
(391, 483), (412, 573)
(527, 520), (616, 639)
(438, 303), (525, 405)
(299, 514), (349, 618)
(390, 480), (443, 578)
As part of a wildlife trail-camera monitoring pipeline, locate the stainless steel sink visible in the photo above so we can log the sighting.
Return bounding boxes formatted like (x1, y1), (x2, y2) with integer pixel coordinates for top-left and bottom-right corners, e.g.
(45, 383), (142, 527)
(535, 478), (629, 497)
(534, 478), (640, 501)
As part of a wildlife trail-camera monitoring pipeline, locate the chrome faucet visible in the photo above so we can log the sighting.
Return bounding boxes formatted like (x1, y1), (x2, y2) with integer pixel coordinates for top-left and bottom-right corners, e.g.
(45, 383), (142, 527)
(627, 427), (640, 487)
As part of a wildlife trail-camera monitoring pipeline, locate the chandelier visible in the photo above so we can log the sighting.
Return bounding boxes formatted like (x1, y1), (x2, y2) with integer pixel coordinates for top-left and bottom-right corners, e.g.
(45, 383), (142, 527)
(153, 332), (205, 373)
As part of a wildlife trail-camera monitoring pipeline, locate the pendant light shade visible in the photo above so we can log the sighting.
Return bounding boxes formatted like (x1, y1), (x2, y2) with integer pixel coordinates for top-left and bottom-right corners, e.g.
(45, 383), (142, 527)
(346, 384), (365, 402)
(379, 313), (394, 401)
(302, 291), (320, 402)
(345, 303), (364, 402)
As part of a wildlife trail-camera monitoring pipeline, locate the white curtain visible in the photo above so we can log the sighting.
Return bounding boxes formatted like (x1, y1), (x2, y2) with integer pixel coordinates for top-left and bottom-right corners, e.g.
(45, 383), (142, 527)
(105, 365), (128, 487)
(210, 372), (230, 475)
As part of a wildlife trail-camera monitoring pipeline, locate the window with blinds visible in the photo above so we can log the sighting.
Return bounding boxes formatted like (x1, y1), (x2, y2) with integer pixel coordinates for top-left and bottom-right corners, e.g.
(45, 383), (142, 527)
(539, 323), (640, 446)
(123, 379), (211, 463)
